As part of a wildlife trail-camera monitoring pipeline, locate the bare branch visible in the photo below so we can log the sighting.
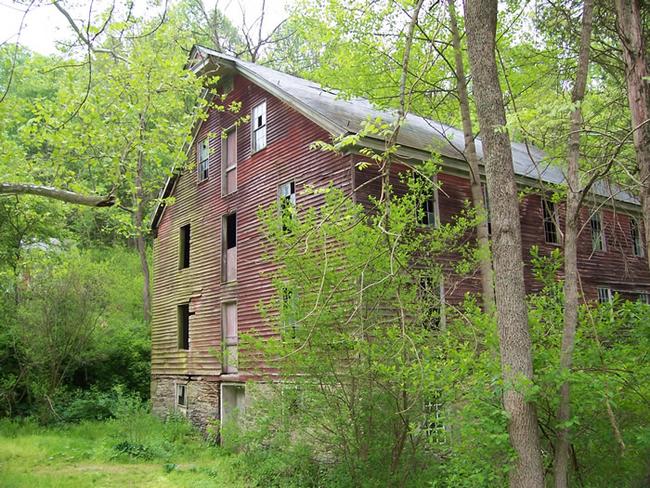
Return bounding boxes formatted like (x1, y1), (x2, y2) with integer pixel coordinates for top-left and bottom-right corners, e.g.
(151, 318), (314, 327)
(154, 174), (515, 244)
(0, 183), (115, 207)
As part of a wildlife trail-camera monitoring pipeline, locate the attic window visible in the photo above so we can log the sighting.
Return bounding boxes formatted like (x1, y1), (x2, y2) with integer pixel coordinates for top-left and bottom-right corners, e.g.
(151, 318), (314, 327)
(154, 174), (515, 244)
(252, 102), (267, 152)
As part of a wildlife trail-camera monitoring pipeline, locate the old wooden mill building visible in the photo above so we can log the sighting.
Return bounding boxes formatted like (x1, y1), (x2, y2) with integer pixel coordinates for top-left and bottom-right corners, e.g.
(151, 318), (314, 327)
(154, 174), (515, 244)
(150, 46), (650, 430)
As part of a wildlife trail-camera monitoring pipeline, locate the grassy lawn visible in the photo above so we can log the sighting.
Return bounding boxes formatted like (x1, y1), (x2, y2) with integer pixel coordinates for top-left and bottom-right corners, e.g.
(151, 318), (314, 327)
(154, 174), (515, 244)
(0, 414), (249, 487)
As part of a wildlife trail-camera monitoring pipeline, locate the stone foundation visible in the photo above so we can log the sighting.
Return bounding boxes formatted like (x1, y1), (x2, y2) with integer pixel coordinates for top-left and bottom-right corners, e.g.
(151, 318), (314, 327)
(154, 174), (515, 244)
(151, 375), (220, 432)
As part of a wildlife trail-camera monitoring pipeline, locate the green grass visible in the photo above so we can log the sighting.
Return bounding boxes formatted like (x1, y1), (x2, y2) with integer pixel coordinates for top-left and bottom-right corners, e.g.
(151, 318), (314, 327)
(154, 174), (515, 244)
(0, 414), (249, 487)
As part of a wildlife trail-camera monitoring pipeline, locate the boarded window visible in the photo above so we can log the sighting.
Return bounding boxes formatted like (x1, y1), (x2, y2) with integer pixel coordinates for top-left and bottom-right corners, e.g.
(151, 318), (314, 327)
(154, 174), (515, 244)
(482, 184), (491, 235)
(198, 138), (209, 181)
(222, 128), (237, 195)
(590, 211), (606, 252)
(542, 199), (559, 244)
(597, 287), (612, 304)
(222, 213), (237, 282)
(222, 302), (238, 374)
(179, 224), (190, 269)
(252, 102), (267, 152)
(278, 181), (296, 232)
(178, 304), (191, 350)
(176, 383), (187, 407)
(631, 217), (643, 257)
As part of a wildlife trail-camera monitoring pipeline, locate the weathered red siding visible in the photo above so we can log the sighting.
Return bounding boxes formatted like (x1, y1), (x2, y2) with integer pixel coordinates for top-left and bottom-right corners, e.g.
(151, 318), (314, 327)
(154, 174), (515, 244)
(151, 74), (353, 380)
(353, 161), (650, 301)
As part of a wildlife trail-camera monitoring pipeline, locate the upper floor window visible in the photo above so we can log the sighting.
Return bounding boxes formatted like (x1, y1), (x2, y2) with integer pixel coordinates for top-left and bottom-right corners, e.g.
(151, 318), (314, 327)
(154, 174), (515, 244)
(178, 303), (192, 350)
(590, 211), (606, 252)
(222, 127), (237, 195)
(222, 213), (237, 282)
(631, 217), (643, 257)
(252, 102), (267, 152)
(179, 224), (190, 269)
(542, 199), (559, 245)
(415, 174), (438, 227)
(198, 138), (209, 181)
(278, 181), (296, 232)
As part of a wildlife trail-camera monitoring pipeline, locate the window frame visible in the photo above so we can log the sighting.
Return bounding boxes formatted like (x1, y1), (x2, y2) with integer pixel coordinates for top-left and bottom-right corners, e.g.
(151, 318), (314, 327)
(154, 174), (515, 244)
(197, 137), (210, 182)
(597, 287), (612, 304)
(542, 198), (560, 245)
(590, 211), (606, 252)
(416, 174), (440, 228)
(251, 101), (267, 153)
(278, 181), (296, 232)
(175, 383), (187, 408)
(221, 126), (238, 195)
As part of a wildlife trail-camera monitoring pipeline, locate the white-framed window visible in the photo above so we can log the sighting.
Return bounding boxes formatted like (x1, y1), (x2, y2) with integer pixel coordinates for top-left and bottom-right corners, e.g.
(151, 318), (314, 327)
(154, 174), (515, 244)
(278, 181), (296, 232)
(422, 395), (446, 445)
(222, 127), (237, 195)
(198, 138), (209, 181)
(175, 383), (187, 408)
(415, 174), (439, 228)
(542, 199), (559, 245)
(631, 217), (644, 257)
(597, 287), (612, 304)
(590, 211), (606, 252)
(252, 102), (267, 152)
(638, 292), (649, 304)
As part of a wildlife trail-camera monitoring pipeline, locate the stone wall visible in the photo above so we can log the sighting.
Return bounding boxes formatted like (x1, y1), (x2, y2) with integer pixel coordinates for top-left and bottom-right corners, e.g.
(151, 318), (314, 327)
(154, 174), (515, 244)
(151, 375), (220, 432)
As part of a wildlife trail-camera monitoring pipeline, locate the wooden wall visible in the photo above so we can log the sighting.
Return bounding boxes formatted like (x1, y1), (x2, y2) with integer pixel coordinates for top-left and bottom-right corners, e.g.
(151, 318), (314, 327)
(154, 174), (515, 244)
(151, 74), (353, 379)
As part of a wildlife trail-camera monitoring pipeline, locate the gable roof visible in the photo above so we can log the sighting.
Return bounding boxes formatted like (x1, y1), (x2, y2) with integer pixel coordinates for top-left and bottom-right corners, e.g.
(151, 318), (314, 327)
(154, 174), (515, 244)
(151, 46), (637, 231)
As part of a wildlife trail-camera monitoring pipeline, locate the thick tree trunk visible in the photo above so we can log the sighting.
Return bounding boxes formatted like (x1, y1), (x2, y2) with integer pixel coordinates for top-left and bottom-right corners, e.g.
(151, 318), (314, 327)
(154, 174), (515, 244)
(447, 0), (495, 311)
(462, 1), (545, 486)
(554, 1), (594, 486)
(614, 0), (650, 270)
(0, 183), (115, 207)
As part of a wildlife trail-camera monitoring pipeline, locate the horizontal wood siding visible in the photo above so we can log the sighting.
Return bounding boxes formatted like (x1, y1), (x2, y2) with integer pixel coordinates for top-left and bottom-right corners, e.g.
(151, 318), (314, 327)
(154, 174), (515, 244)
(152, 74), (353, 378)
(354, 161), (650, 301)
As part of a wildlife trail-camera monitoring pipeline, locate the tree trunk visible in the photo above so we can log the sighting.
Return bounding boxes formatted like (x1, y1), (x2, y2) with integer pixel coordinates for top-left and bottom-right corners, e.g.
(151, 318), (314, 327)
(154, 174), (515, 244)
(614, 0), (650, 270)
(136, 115), (152, 323)
(554, 1), (594, 486)
(462, 1), (545, 486)
(447, 0), (495, 311)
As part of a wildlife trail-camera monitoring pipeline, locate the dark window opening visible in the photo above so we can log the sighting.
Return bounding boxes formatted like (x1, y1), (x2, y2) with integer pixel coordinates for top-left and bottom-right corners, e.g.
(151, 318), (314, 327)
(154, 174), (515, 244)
(631, 218), (643, 257)
(591, 211), (605, 252)
(223, 213), (237, 282)
(176, 384), (187, 407)
(179, 224), (190, 269)
(178, 304), (193, 350)
(542, 199), (559, 244)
